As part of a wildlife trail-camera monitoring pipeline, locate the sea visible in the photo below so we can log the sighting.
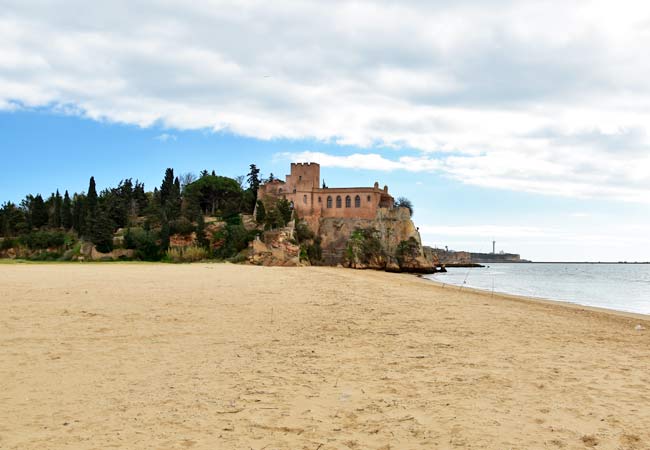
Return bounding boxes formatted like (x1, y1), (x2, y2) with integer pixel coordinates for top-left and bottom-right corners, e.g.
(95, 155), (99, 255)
(424, 263), (650, 315)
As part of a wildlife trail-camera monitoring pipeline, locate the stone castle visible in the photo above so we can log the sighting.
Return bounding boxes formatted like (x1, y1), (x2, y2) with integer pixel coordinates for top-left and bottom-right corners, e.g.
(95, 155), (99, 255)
(257, 162), (395, 228)
(253, 162), (436, 272)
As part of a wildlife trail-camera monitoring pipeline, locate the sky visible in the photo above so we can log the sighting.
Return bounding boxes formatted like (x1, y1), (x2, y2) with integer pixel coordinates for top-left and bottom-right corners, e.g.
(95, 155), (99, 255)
(2, 0), (650, 261)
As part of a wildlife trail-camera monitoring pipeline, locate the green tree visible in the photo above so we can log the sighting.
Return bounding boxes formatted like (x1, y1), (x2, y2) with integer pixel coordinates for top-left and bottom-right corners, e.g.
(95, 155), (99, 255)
(255, 200), (266, 224)
(30, 194), (49, 229)
(184, 175), (243, 217)
(61, 190), (72, 229)
(92, 206), (115, 253)
(53, 190), (62, 228)
(85, 176), (98, 238)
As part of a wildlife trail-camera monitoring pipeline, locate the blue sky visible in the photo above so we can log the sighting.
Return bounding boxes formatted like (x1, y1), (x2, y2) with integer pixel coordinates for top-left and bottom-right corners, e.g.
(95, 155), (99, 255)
(2, 1), (650, 261)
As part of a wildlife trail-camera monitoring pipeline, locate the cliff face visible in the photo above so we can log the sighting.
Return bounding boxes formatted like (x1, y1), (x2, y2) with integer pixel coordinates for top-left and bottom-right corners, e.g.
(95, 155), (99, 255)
(316, 207), (436, 273)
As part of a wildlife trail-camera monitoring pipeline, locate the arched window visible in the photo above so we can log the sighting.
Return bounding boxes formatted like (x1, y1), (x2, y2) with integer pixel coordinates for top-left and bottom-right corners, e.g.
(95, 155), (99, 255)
(355, 195), (361, 208)
(367, 195), (371, 202)
(318, 197), (321, 203)
(345, 195), (351, 208)
(327, 196), (332, 208)
(336, 196), (342, 208)
(303, 194), (308, 204)
(278, 188), (283, 193)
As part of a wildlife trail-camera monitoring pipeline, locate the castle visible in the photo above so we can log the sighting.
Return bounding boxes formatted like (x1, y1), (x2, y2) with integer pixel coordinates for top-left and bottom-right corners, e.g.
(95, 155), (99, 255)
(257, 163), (395, 226)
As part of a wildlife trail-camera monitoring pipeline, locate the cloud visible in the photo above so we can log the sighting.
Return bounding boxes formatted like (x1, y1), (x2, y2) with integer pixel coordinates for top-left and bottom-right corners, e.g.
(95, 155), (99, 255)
(155, 133), (177, 142)
(2, 1), (650, 200)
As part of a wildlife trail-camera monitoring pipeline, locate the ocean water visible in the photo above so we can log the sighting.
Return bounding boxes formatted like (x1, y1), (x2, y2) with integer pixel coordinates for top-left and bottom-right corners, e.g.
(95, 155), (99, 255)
(424, 263), (650, 315)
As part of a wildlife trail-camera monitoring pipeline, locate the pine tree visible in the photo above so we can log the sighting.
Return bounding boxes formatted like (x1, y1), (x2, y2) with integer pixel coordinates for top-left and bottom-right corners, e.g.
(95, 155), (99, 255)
(61, 191), (72, 229)
(92, 206), (114, 253)
(53, 190), (62, 228)
(85, 176), (98, 238)
(31, 194), (48, 229)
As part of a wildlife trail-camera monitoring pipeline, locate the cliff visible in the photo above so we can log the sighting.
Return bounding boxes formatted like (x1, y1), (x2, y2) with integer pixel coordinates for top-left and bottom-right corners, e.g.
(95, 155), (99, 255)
(317, 207), (437, 273)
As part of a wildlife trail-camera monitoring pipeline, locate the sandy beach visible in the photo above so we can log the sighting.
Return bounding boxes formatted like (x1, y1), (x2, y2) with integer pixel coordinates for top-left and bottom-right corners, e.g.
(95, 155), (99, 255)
(1, 263), (649, 449)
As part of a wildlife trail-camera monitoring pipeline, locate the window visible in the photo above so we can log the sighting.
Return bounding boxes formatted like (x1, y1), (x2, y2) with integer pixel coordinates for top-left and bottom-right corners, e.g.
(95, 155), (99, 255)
(303, 194), (307, 204)
(367, 195), (371, 202)
(299, 175), (302, 181)
(318, 197), (321, 203)
(327, 196), (332, 208)
(336, 196), (342, 208)
(345, 195), (351, 208)
(293, 188), (296, 193)
(355, 195), (361, 208)
(278, 188), (283, 193)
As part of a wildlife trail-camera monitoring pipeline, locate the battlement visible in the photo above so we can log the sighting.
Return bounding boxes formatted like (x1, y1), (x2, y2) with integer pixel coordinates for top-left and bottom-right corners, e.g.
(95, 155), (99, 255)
(291, 162), (319, 167)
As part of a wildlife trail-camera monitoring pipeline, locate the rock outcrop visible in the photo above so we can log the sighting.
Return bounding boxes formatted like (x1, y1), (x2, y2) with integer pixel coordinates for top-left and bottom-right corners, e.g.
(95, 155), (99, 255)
(248, 222), (301, 267)
(316, 207), (437, 273)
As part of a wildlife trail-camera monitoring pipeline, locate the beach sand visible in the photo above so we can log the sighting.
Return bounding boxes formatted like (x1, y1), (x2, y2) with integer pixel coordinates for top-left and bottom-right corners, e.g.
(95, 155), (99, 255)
(1, 263), (649, 449)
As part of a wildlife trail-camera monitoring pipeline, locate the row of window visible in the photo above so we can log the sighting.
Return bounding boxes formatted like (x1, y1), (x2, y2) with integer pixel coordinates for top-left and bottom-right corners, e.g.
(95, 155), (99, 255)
(295, 193), (372, 207)
(321, 194), (368, 208)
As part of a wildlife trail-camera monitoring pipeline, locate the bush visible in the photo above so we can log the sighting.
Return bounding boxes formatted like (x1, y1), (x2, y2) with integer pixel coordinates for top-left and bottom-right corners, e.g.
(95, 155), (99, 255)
(395, 237), (421, 265)
(169, 217), (195, 235)
(0, 237), (17, 250)
(212, 222), (255, 259)
(165, 245), (209, 263)
(346, 227), (384, 264)
(19, 231), (66, 250)
(124, 227), (162, 261)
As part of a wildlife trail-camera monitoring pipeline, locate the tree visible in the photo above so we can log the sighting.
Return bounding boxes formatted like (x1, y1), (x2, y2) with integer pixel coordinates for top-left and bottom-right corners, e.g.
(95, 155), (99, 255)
(30, 194), (49, 229)
(85, 176), (98, 237)
(255, 200), (266, 224)
(61, 191), (72, 229)
(159, 169), (181, 221)
(92, 206), (114, 253)
(183, 175), (243, 217)
(72, 193), (86, 235)
(247, 164), (261, 196)
(49, 190), (62, 228)
(395, 196), (414, 216)
(245, 164), (262, 213)
(179, 172), (197, 193)
(0, 202), (26, 236)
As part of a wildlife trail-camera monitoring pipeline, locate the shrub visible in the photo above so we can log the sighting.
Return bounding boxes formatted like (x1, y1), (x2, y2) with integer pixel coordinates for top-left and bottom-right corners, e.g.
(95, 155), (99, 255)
(0, 237), (17, 251)
(169, 217), (195, 235)
(165, 245), (209, 263)
(19, 231), (66, 250)
(395, 237), (421, 265)
(124, 227), (162, 261)
(346, 227), (384, 264)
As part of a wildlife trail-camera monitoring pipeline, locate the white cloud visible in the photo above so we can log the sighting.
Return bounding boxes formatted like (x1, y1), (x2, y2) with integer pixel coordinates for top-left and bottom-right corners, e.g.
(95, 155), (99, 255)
(2, 1), (650, 201)
(155, 133), (177, 142)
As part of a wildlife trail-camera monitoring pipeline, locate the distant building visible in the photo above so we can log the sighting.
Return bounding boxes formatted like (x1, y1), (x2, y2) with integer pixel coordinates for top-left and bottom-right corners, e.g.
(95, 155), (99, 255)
(257, 162), (394, 225)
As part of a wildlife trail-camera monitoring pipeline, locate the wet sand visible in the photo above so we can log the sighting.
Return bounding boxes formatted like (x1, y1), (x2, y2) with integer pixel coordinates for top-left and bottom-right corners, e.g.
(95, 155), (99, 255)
(1, 263), (649, 449)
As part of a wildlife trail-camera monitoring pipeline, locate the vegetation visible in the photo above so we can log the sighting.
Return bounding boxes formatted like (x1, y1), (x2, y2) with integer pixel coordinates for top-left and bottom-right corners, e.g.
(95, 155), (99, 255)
(0, 163), (269, 262)
(394, 196), (414, 216)
(295, 219), (323, 265)
(395, 237), (421, 265)
(346, 227), (384, 265)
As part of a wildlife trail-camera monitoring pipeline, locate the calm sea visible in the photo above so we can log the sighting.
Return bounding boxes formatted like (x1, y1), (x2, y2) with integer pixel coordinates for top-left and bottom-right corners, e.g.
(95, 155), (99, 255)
(424, 263), (650, 315)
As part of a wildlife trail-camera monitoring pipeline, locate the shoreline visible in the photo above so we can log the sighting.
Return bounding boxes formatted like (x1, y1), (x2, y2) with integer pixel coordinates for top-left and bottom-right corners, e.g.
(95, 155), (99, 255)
(421, 274), (650, 322)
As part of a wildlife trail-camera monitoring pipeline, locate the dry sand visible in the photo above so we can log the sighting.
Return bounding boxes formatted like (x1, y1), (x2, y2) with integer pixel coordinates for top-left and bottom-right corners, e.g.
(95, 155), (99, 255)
(1, 263), (649, 450)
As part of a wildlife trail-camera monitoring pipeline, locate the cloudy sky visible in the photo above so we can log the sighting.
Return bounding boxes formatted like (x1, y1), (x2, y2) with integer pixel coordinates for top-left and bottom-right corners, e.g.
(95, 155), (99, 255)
(2, 0), (650, 261)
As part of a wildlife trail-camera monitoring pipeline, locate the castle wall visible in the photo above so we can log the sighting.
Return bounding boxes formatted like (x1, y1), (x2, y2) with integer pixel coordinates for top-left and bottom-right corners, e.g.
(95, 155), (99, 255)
(257, 162), (395, 228)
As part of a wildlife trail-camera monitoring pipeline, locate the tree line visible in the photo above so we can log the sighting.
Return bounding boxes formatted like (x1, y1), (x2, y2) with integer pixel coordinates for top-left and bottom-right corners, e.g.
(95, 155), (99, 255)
(0, 164), (267, 260)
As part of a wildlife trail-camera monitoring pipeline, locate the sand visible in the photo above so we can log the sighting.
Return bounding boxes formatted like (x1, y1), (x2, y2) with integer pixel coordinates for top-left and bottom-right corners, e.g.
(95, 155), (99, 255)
(1, 263), (649, 450)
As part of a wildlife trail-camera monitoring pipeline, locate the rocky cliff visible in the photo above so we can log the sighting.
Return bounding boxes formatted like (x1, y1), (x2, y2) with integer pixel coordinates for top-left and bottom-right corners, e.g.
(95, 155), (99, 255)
(316, 207), (437, 273)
